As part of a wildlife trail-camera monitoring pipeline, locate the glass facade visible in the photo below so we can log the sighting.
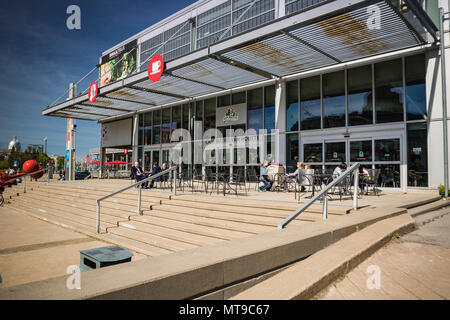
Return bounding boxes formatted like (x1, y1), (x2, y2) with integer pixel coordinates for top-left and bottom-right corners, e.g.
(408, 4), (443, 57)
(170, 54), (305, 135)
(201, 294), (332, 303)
(350, 140), (372, 162)
(247, 88), (263, 131)
(348, 65), (373, 126)
(322, 71), (345, 128)
(286, 133), (299, 171)
(285, 0), (328, 15)
(375, 59), (404, 123)
(405, 54), (427, 121)
(264, 85), (275, 133)
(300, 76), (321, 130)
(286, 80), (299, 132)
(304, 143), (322, 163)
(407, 122), (428, 187)
(325, 142), (345, 163)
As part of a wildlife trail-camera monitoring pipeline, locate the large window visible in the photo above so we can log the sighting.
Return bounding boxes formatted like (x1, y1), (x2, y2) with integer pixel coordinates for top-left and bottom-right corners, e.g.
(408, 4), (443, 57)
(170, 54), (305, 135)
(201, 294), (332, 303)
(325, 142), (345, 163)
(350, 140), (372, 162)
(405, 54), (427, 121)
(247, 88), (263, 131)
(300, 76), (321, 130)
(138, 114), (144, 146)
(286, 80), (299, 132)
(407, 122), (428, 187)
(286, 133), (299, 171)
(322, 71), (345, 128)
(304, 143), (322, 163)
(348, 65), (373, 126)
(204, 98), (216, 132)
(375, 139), (400, 162)
(161, 108), (171, 143)
(264, 85), (275, 132)
(152, 110), (161, 144)
(144, 112), (152, 145)
(375, 59), (404, 123)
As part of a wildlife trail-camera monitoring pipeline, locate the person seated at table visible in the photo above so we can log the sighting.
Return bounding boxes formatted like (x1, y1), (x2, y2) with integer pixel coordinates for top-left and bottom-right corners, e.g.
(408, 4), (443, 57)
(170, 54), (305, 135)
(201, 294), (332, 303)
(259, 161), (272, 192)
(149, 161), (161, 189)
(131, 161), (149, 188)
(358, 166), (371, 193)
(280, 161), (305, 192)
(160, 162), (168, 182)
(333, 162), (347, 178)
(333, 162), (348, 193)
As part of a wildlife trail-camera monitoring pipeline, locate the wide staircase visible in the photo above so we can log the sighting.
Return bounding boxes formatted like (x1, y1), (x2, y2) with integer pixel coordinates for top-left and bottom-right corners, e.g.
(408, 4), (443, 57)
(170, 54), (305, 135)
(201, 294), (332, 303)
(4, 180), (349, 257)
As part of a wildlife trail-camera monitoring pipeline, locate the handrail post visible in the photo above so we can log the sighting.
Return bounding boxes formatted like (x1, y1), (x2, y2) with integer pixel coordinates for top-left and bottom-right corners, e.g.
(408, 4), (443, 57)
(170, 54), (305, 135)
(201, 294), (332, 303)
(322, 192), (328, 220)
(173, 171), (177, 195)
(96, 200), (100, 234)
(23, 176), (26, 193)
(138, 184), (142, 215)
(353, 168), (359, 211)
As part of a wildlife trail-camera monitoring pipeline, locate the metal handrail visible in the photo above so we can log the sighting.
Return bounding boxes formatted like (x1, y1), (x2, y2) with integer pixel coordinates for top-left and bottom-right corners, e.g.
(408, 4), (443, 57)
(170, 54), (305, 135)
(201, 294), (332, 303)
(96, 166), (178, 233)
(278, 163), (360, 229)
(3, 167), (51, 194)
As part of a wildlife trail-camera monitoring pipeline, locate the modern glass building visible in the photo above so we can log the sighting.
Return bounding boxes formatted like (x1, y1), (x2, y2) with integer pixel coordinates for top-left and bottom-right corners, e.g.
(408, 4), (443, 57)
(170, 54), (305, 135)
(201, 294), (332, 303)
(43, 0), (449, 191)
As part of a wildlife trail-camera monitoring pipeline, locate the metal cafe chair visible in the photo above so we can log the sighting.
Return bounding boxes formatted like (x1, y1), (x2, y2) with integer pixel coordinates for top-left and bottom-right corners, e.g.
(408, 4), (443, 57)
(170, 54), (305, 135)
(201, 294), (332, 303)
(361, 168), (381, 196)
(191, 168), (208, 193)
(246, 167), (260, 191)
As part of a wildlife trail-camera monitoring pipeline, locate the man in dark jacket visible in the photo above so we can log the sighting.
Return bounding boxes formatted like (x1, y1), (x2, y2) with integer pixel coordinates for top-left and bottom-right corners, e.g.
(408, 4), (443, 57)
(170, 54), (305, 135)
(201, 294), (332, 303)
(149, 161), (161, 188)
(131, 161), (149, 188)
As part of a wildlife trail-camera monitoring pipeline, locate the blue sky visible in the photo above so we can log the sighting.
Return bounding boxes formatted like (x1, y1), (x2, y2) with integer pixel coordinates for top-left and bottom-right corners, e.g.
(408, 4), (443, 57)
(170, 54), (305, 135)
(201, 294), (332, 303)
(0, 0), (194, 161)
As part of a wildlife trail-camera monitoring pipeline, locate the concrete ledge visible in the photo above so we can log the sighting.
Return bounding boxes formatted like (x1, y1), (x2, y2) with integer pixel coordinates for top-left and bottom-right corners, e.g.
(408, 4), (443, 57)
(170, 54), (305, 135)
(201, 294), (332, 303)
(230, 213), (415, 300)
(408, 198), (450, 217)
(0, 207), (407, 300)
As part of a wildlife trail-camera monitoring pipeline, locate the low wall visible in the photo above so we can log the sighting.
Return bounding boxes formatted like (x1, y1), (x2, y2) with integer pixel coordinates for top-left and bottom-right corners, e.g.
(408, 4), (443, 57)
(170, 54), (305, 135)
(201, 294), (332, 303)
(0, 206), (407, 300)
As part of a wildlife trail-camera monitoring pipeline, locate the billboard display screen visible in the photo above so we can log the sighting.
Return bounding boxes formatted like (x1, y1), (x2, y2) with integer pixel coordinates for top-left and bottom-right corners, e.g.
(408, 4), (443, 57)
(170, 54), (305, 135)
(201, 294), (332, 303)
(101, 118), (133, 148)
(100, 40), (137, 87)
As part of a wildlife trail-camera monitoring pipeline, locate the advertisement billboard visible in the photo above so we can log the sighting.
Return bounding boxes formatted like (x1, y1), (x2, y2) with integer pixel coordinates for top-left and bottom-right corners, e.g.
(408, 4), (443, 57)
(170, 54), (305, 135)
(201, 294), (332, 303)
(101, 118), (133, 148)
(99, 40), (137, 87)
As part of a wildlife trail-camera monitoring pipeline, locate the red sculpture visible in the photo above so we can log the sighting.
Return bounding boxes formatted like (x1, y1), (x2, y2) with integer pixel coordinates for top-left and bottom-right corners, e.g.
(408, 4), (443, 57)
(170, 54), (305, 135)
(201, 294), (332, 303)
(0, 160), (46, 205)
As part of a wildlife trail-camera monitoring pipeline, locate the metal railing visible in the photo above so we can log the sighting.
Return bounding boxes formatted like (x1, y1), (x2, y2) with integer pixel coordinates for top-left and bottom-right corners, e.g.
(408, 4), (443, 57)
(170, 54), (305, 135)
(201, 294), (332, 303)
(3, 167), (51, 194)
(95, 166), (178, 233)
(278, 163), (360, 229)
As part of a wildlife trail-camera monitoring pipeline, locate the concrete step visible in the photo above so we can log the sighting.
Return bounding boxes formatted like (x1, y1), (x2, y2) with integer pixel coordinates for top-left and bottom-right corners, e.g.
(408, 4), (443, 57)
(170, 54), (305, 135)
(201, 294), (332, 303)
(412, 206), (450, 226)
(229, 213), (415, 300)
(107, 226), (199, 252)
(8, 201), (173, 257)
(158, 200), (324, 220)
(10, 201), (111, 234)
(152, 204), (313, 227)
(36, 183), (172, 200)
(31, 184), (165, 205)
(117, 220), (224, 247)
(11, 192), (132, 223)
(131, 214), (252, 240)
(171, 194), (348, 214)
(11, 196), (124, 226)
(407, 198), (450, 217)
(145, 209), (278, 234)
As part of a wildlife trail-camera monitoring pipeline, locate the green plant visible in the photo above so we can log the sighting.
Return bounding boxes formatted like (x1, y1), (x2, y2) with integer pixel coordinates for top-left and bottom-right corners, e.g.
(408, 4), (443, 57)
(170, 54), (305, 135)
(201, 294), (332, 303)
(438, 185), (449, 197)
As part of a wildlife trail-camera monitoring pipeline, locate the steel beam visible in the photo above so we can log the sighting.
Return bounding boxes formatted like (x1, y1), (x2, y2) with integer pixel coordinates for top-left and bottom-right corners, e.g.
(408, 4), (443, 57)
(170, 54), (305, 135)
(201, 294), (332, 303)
(125, 85), (188, 100)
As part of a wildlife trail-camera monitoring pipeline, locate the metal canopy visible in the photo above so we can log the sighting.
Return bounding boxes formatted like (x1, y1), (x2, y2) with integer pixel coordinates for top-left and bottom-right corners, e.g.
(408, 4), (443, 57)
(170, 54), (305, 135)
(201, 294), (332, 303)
(43, 0), (437, 122)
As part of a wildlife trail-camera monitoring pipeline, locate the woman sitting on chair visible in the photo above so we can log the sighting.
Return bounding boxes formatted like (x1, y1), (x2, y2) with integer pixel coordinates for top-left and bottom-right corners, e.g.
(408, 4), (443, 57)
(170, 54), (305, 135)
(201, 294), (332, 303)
(259, 161), (272, 192)
(281, 162), (305, 192)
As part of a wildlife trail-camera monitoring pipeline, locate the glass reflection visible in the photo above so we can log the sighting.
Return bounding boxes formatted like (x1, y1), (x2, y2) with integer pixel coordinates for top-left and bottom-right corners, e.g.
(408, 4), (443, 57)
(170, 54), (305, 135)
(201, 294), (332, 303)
(286, 80), (298, 131)
(323, 71), (345, 128)
(375, 59), (404, 123)
(406, 54), (427, 121)
(301, 76), (321, 130)
(348, 65), (373, 126)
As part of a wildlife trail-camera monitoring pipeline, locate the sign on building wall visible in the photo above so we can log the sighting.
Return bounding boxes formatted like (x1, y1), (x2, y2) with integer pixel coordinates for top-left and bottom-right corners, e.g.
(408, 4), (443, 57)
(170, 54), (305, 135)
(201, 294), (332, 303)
(99, 40), (137, 87)
(216, 103), (247, 127)
(101, 118), (133, 148)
